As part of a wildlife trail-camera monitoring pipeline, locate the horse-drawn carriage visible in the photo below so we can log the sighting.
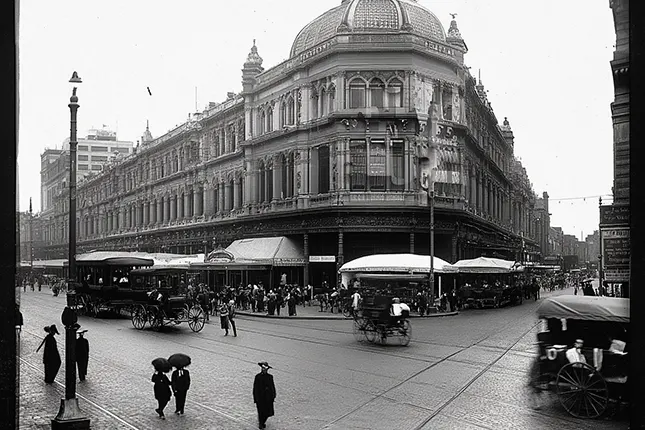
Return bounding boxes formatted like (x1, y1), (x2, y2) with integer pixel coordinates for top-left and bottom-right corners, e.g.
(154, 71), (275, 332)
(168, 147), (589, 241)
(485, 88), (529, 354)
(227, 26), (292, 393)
(531, 295), (629, 419)
(460, 283), (522, 309)
(352, 293), (411, 346)
(129, 288), (206, 332)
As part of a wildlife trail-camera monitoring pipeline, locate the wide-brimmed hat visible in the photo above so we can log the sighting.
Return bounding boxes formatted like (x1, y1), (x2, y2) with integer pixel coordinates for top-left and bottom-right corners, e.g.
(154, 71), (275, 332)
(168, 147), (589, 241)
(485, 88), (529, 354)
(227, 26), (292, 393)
(258, 361), (272, 369)
(45, 324), (59, 335)
(78, 330), (88, 335)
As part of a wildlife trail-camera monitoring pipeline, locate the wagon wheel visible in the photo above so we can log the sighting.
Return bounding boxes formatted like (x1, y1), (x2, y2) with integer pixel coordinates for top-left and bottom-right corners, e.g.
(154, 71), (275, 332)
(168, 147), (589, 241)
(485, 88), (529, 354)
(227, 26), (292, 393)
(131, 305), (148, 330)
(556, 362), (608, 419)
(148, 306), (163, 330)
(177, 304), (190, 322)
(353, 319), (365, 342)
(188, 305), (206, 333)
(365, 322), (378, 343)
(398, 320), (411, 346)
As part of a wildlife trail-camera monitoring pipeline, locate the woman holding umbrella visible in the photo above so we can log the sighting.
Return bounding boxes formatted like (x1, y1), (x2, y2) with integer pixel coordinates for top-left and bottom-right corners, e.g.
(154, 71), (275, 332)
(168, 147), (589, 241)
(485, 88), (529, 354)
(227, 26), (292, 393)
(169, 353), (191, 415)
(36, 325), (61, 384)
(151, 358), (172, 419)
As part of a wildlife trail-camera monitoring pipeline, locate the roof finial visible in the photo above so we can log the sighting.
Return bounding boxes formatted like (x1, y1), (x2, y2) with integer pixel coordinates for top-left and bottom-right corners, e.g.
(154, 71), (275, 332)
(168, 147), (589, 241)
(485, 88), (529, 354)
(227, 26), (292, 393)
(450, 13), (457, 19)
(447, 13), (462, 39)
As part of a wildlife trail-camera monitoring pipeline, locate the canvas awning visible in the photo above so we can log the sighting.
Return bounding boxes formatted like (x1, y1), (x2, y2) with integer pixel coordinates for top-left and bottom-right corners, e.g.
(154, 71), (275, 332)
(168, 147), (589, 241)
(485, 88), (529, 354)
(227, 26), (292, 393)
(452, 257), (516, 274)
(339, 254), (456, 274)
(537, 296), (629, 323)
(223, 236), (306, 266)
(75, 251), (154, 267)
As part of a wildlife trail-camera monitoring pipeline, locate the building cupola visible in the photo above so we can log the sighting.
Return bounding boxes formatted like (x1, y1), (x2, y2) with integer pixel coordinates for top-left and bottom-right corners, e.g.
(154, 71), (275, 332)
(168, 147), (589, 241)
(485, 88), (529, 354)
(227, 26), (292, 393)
(241, 39), (264, 93)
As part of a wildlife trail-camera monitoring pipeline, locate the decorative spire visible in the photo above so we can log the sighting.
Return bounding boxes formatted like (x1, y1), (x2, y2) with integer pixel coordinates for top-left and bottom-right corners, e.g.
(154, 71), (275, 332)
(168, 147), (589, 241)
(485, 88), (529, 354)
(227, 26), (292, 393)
(447, 13), (462, 39)
(244, 39), (263, 67)
(29, 197), (32, 214)
(141, 120), (153, 143)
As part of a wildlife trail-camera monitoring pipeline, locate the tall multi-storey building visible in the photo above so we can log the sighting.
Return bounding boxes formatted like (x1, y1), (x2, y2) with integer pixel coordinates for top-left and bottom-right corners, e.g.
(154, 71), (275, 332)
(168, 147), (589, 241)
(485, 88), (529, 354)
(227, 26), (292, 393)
(36, 0), (543, 287)
(533, 191), (550, 260)
(609, 0), (629, 203)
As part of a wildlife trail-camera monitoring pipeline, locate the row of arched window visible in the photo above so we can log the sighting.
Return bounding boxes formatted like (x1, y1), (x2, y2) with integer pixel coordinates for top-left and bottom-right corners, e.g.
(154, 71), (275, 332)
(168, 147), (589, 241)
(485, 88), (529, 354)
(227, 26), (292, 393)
(347, 77), (404, 109)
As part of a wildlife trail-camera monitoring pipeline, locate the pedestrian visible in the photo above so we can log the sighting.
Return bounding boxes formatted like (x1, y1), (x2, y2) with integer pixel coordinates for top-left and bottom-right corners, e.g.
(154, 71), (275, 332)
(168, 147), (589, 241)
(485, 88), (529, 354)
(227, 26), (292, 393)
(151, 368), (172, 419)
(76, 329), (90, 382)
(253, 362), (276, 429)
(227, 299), (238, 336)
(171, 365), (190, 415)
(218, 302), (230, 335)
(36, 324), (61, 384)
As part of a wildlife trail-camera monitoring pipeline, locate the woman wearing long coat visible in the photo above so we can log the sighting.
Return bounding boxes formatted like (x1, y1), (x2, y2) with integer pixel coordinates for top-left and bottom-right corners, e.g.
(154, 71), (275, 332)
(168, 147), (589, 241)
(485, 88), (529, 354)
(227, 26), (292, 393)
(37, 325), (61, 384)
(253, 362), (276, 429)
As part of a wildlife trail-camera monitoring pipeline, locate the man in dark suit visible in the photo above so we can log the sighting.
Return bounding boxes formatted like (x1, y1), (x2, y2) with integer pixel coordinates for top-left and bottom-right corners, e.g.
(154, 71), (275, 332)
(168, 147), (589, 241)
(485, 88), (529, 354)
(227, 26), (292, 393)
(171, 366), (191, 415)
(253, 362), (276, 429)
(76, 330), (90, 381)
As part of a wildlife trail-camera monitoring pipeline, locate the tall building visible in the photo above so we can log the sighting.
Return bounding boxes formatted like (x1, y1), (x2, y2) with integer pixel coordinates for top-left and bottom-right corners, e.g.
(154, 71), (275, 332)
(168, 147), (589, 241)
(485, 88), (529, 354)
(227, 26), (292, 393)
(609, 0), (629, 203)
(533, 191), (551, 260)
(36, 1), (544, 287)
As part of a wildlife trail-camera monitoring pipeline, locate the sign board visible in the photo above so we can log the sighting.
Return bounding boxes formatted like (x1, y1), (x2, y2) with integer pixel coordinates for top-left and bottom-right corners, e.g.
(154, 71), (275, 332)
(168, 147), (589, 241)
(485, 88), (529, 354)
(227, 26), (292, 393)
(602, 227), (630, 267)
(600, 204), (630, 226)
(604, 268), (630, 282)
(309, 255), (336, 263)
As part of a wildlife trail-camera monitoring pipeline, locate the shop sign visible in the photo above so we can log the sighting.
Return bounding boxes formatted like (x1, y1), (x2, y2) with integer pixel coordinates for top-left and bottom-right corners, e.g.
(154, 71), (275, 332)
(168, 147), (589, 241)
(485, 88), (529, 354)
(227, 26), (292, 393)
(600, 204), (630, 226)
(602, 227), (630, 267)
(309, 255), (336, 263)
(604, 268), (629, 282)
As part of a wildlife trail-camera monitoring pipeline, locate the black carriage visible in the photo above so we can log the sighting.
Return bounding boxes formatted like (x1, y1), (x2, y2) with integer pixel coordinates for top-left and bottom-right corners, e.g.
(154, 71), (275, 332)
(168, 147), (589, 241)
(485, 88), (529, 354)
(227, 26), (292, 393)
(352, 293), (411, 346)
(532, 295), (629, 419)
(128, 266), (206, 333)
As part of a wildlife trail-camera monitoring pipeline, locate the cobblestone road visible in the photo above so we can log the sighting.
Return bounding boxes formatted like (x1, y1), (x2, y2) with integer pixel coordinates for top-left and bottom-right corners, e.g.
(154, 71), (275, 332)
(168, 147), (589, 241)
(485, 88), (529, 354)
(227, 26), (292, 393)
(18, 287), (628, 430)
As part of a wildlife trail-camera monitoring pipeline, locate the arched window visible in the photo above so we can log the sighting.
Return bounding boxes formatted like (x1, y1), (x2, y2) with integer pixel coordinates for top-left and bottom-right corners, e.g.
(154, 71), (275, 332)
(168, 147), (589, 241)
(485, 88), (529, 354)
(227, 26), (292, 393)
(280, 101), (287, 128)
(230, 125), (237, 152)
(288, 152), (295, 197)
(281, 153), (288, 199)
(348, 78), (366, 109)
(311, 89), (319, 119)
(258, 110), (266, 135)
(386, 78), (404, 108)
(320, 87), (327, 117)
(328, 85), (336, 114)
(369, 78), (384, 108)
(286, 96), (295, 125)
(267, 107), (273, 132)
(258, 161), (266, 203)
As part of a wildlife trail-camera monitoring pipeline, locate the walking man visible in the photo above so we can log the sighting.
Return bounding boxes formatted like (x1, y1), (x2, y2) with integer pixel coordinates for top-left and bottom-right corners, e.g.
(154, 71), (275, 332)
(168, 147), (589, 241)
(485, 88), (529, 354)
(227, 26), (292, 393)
(227, 299), (238, 336)
(253, 362), (276, 429)
(171, 366), (190, 415)
(76, 329), (90, 381)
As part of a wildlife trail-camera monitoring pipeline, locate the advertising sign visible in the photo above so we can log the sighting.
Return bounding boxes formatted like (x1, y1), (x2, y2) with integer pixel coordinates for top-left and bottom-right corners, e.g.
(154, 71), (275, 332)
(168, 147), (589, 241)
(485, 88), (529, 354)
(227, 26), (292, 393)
(309, 255), (336, 263)
(600, 204), (630, 226)
(604, 268), (630, 282)
(602, 227), (630, 267)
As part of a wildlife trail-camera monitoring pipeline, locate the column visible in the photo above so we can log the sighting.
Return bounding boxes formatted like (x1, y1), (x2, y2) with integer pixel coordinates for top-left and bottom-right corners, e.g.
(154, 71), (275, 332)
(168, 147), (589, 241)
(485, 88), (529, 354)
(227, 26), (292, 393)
(272, 162), (280, 200)
(477, 176), (483, 213)
(224, 182), (232, 211)
(482, 179), (488, 215)
(177, 193), (184, 219)
(157, 198), (163, 225)
(204, 186), (214, 217)
(218, 182), (225, 213)
(470, 171), (476, 206)
(303, 233), (310, 288)
(164, 196), (170, 223)
(194, 187), (203, 216)
(184, 191), (192, 218)
(264, 169), (271, 202)
(143, 202), (150, 225)
(233, 179), (241, 209)
(135, 204), (141, 227)
(171, 195), (177, 221)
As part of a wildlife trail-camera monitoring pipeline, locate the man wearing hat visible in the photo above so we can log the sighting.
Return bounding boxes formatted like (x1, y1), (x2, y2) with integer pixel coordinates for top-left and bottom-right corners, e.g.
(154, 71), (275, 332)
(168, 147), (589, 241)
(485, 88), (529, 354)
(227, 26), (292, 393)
(37, 324), (61, 384)
(253, 362), (276, 429)
(76, 329), (90, 381)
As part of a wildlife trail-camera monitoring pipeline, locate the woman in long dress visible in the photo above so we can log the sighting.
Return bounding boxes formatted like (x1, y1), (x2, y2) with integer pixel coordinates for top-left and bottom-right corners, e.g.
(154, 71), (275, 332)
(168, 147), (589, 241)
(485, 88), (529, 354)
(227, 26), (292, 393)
(37, 325), (61, 384)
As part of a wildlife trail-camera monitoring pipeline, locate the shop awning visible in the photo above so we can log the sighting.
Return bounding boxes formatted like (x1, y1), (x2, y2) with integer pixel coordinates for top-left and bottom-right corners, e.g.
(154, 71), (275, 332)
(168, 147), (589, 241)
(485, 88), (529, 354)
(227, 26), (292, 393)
(225, 236), (306, 266)
(339, 253), (456, 274)
(452, 257), (516, 274)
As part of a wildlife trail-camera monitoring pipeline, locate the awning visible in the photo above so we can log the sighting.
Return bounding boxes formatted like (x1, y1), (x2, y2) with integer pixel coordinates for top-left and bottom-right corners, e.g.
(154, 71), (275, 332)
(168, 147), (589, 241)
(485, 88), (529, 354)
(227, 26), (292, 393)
(75, 251), (154, 267)
(537, 296), (629, 323)
(225, 236), (306, 266)
(31, 259), (68, 269)
(452, 257), (516, 274)
(339, 254), (456, 274)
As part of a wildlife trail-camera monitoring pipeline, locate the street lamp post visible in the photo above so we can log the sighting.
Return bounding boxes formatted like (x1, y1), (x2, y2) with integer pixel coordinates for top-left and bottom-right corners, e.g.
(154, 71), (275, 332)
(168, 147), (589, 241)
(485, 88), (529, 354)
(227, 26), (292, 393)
(52, 71), (90, 430)
(429, 189), (435, 297)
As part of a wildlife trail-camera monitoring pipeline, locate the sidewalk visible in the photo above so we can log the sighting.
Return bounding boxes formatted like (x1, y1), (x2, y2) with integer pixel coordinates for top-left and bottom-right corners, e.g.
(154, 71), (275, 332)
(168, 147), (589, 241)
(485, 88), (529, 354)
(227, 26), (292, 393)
(235, 304), (458, 320)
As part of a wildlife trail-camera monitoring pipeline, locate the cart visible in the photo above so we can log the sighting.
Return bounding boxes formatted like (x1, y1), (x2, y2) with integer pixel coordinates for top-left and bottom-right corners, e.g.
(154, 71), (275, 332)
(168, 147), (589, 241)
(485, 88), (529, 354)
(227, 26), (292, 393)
(532, 295), (629, 419)
(352, 294), (411, 346)
(130, 289), (206, 333)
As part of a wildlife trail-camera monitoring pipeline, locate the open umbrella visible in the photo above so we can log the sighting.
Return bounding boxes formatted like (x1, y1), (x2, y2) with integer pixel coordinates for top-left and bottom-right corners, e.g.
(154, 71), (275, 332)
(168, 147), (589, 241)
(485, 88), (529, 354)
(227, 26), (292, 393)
(152, 357), (172, 373)
(168, 353), (191, 368)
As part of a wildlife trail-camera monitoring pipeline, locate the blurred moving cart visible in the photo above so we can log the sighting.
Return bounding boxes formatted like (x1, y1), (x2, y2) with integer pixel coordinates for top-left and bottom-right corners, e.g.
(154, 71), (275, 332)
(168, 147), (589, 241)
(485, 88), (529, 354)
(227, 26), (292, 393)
(532, 295), (629, 419)
(352, 292), (411, 346)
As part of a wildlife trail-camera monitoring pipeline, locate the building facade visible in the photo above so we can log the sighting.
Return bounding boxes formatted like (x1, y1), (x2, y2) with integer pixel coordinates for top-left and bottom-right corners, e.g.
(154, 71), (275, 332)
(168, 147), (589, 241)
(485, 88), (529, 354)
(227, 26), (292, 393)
(36, 0), (542, 287)
(609, 0), (629, 204)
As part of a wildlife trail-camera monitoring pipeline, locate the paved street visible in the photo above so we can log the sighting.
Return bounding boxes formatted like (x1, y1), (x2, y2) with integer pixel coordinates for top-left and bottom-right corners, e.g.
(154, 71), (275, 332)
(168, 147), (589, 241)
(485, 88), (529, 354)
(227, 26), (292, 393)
(18, 287), (628, 430)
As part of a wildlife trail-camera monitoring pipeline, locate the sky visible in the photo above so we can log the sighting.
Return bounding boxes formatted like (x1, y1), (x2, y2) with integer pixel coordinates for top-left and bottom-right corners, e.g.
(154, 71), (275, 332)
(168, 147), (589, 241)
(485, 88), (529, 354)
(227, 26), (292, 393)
(17, 0), (617, 240)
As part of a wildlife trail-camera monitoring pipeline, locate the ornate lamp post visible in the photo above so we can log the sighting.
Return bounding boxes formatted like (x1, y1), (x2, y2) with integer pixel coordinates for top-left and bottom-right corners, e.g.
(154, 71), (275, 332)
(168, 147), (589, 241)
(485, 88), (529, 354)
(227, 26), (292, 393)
(52, 72), (90, 430)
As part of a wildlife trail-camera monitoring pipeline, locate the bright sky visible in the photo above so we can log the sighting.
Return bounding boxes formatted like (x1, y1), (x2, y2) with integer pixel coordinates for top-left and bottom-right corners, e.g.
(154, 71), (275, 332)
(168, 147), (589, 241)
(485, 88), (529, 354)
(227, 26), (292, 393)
(18, 0), (616, 240)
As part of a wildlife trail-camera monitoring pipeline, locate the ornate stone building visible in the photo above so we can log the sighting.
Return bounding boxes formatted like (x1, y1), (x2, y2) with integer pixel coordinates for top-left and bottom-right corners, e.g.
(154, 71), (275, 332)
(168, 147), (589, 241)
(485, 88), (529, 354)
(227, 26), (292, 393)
(37, 0), (541, 287)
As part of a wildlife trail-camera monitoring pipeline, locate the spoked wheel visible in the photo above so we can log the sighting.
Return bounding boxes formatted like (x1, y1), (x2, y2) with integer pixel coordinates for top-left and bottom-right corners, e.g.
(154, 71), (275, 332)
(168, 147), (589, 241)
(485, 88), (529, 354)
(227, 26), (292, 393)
(353, 319), (365, 342)
(398, 320), (411, 346)
(148, 306), (163, 330)
(188, 305), (206, 333)
(131, 305), (148, 330)
(365, 322), (378, 343)
(177, 304), (190, 321)
(556, 362), (608, 419)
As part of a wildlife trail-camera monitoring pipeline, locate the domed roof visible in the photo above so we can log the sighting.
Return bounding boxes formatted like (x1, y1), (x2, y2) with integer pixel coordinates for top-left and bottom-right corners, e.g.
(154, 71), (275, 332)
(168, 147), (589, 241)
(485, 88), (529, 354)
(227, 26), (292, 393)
(290, 0), (446, 58)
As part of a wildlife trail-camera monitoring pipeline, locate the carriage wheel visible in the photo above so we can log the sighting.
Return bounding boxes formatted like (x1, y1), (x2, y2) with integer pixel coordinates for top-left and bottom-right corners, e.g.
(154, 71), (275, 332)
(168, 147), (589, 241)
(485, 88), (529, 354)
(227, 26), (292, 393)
(353, 319), (365, 342)
(177, 304), (190, 321)
(148, 306), (163, 330)
(398, 320), (411, 346)
(131, 305), (147, 330)
(365, 322), (378, 343)
(188, 305), (206, 333)
(556, 362), (608, 419)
